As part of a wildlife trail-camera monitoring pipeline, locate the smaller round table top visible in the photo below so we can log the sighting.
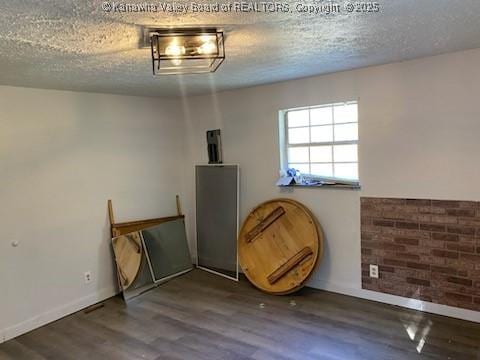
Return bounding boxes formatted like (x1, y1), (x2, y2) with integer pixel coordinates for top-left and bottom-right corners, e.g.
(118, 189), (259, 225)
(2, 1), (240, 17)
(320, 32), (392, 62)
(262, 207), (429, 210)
(112, 232), (143, 290)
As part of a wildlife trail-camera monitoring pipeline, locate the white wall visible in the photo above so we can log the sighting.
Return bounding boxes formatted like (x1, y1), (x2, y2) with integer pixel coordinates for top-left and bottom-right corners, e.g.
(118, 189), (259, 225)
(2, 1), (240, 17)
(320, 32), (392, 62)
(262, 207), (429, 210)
(0, 86), (186, 342)
(181, 48), (480, 321)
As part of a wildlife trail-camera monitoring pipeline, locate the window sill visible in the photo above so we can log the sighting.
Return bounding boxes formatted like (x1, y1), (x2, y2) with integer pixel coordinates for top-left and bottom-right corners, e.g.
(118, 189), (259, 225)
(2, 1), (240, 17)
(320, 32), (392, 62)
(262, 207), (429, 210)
(278, 183), (361, 190)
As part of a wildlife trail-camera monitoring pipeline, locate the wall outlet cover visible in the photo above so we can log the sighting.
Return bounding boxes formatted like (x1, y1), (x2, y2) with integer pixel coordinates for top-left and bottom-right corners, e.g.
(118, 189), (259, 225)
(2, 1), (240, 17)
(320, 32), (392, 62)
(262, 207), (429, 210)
(84, 271), (92, 284)
(369, 265), (379, 279)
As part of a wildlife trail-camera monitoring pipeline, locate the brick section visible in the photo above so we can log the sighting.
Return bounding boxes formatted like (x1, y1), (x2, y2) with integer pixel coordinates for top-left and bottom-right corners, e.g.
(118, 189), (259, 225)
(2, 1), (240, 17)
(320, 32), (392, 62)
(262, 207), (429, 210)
(361, 197), (480, 312)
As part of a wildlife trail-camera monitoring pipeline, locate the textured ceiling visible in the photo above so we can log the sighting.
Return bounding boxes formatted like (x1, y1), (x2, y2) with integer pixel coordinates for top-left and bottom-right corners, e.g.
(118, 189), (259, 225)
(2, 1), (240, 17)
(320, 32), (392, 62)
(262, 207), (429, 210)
(0, 0), (480, 96)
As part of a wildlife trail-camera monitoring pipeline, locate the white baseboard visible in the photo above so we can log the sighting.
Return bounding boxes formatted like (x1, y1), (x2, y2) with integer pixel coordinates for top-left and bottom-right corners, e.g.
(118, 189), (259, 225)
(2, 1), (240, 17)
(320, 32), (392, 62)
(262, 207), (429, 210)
(0, 286), (117, 344)
(308, 278), (480, 323)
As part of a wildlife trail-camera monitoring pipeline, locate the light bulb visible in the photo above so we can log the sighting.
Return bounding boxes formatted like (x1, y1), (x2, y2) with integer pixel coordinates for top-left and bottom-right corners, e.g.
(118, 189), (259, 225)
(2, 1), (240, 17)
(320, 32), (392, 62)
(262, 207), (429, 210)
(165, 43), (185, 57)
(198, 41), (217, 55)
(200, 34), (214, 42)
(166, 41), (185, 67)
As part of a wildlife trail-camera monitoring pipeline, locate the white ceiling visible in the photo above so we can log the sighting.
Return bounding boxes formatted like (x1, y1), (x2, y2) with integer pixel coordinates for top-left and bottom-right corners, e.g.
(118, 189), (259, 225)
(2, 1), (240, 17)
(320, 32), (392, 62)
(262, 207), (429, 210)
(1, 0), (480, 97)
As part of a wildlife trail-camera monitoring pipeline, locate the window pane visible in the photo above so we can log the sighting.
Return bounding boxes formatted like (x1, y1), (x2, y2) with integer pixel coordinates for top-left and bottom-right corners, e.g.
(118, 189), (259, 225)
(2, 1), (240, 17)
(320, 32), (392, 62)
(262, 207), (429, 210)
(288, 110), (309, 127)
(333, 144), (358, 162)
(334, 104), (357, 124)
(310, 107), (332, 125)
(310, 146), (332, 163)
(288, 127), (309, 144)
(311, 125), (333, 143)
(334, 163), (358, 180)
(283, 102), (359, 182)
(334, 123), (358, 141)
(311, 163), (333, 177)
(288, 163), (310, 174)
(288, 147), (309, 163)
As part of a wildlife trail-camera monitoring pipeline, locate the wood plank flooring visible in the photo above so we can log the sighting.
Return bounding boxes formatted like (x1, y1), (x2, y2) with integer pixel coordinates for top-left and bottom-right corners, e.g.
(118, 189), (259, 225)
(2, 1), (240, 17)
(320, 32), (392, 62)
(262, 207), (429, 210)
(1, 269), (480, 360)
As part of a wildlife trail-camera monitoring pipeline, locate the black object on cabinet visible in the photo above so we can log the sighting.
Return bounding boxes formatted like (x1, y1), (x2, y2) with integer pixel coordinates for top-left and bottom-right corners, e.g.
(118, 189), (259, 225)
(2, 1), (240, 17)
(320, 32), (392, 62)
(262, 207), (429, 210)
(206, 129), (222, 164)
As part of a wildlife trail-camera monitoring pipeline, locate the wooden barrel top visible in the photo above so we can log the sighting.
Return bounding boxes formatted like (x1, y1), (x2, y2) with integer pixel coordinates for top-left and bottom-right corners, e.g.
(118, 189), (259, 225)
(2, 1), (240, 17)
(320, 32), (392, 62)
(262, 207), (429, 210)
(238, 199), (323, 295)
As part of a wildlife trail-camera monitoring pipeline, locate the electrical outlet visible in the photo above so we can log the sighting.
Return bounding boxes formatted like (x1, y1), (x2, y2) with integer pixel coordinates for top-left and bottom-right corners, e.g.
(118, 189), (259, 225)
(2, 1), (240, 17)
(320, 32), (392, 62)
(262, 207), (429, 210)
(84, 271), (92, 284)
(369, 264), (379, 279)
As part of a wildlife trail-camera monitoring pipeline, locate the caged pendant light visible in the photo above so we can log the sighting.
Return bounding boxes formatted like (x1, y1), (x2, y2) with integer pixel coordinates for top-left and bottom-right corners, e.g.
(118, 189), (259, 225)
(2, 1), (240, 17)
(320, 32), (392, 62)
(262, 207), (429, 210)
(149, 28), (225, 75)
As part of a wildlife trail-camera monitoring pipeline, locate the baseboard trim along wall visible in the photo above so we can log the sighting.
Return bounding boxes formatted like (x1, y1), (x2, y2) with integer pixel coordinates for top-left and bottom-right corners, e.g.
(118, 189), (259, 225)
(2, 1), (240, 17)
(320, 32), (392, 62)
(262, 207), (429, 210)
(309, 278), (480, 323)
(0, 286), (117, 344)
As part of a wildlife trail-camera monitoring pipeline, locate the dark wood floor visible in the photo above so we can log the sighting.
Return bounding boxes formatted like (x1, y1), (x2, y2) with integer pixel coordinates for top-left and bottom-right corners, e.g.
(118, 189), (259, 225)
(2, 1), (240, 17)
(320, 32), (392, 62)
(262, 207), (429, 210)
(1, 270), (480, 360)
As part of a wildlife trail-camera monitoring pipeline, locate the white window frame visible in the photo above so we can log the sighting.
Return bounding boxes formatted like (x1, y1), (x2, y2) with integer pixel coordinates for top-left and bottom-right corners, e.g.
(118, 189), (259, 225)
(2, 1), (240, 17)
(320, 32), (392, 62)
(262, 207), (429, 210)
(279, 101), (359, 184)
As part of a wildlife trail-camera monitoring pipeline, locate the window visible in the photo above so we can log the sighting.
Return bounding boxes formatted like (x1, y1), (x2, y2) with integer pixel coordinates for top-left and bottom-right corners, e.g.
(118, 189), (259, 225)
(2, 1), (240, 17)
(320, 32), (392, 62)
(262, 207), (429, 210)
(280, 101), (359, 181)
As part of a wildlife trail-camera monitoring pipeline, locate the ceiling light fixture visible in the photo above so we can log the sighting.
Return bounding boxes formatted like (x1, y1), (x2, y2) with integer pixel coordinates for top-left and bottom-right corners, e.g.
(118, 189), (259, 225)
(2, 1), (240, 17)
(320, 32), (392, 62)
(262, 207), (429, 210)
(148, 28), (225, 75)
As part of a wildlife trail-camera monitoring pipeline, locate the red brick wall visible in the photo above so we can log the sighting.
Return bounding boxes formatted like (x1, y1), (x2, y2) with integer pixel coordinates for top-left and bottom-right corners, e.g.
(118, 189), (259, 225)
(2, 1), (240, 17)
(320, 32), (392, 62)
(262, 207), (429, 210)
(361, 197), (480, 311)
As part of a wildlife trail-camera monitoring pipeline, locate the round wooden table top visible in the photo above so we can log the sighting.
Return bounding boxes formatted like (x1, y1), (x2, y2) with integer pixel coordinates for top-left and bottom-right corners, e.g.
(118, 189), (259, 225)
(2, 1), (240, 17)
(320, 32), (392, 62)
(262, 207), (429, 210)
(238, 199), (323, 295)
(112, 232), (143, 291)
